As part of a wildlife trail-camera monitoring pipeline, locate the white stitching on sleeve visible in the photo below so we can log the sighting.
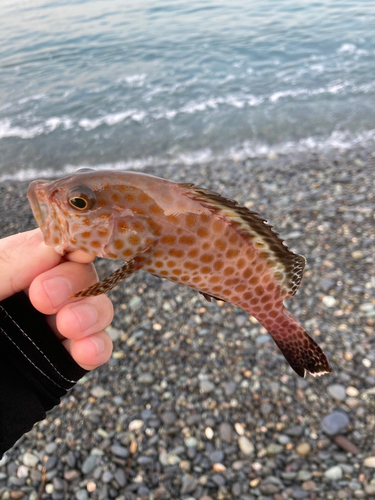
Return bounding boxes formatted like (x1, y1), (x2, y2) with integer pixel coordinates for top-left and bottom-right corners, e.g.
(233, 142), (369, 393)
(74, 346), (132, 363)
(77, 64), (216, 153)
(0, 305), (77, 385)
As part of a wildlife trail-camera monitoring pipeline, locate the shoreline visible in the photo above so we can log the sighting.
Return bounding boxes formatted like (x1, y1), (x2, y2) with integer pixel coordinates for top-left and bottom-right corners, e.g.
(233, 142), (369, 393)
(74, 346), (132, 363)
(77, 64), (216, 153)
(0, 147), (374, 499)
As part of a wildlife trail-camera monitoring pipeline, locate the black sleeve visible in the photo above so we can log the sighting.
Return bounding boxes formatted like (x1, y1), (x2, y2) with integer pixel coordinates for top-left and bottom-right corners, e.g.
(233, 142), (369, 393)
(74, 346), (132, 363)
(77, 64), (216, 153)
(0, 291), (88, 457)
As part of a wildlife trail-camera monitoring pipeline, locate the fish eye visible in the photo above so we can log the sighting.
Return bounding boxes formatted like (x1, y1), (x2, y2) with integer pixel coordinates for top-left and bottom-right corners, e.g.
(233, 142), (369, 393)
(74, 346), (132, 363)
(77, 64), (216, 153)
(68, 186), (96, 211)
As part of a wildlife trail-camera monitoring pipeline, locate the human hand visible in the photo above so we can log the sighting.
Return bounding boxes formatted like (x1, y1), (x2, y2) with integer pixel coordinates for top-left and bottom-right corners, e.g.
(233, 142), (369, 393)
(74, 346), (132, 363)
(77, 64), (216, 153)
(0, 228), (113, 370)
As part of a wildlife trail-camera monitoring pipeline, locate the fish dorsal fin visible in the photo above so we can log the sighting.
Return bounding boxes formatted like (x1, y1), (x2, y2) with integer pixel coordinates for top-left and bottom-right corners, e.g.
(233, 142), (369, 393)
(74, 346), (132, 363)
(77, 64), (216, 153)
(180, 183), (306, 299)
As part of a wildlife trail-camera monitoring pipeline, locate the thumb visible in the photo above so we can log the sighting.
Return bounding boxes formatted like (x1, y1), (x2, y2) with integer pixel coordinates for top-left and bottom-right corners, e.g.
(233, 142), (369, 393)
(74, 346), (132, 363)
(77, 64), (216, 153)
(0, 229), (61, 301)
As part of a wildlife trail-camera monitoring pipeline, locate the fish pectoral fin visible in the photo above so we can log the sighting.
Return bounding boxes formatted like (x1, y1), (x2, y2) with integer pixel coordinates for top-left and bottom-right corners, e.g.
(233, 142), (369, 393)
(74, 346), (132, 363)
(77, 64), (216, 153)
(199, 292), (226, 303)
(72, 259), (137, 298)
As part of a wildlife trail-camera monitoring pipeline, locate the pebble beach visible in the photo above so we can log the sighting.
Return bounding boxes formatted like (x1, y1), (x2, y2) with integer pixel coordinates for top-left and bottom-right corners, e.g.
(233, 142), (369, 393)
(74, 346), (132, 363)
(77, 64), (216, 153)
(0, 148), (374, 500)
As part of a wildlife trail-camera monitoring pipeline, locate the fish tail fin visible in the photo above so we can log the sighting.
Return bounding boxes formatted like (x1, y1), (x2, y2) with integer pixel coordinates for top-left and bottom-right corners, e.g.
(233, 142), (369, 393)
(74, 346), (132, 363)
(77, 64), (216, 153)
(264, 310), (332, 378)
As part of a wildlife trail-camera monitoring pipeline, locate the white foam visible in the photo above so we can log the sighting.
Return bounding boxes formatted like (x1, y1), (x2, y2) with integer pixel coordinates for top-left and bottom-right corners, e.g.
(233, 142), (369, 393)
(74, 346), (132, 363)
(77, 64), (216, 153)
(78, 110), (146, 130)
(2, 128), (374, 184)
(0, 118), (44, 139)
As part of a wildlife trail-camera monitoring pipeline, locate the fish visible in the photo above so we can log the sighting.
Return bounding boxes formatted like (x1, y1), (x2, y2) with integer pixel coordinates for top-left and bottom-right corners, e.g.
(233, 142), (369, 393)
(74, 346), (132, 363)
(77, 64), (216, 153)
(28, 168), (332, 378)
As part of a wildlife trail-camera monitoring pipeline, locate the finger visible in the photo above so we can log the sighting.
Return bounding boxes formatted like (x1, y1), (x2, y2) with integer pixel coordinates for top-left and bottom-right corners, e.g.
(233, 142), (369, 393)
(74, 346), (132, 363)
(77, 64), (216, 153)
(0, 229), (61, 301)
(29, 261), (98, 315)
(62, 331), (113, 370)
(65, 250), (96, 264)
(54, 294), (114, 340)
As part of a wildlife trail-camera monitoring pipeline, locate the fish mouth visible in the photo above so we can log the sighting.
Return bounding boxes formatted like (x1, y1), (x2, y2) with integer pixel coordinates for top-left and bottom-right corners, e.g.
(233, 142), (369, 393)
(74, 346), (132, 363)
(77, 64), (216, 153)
(27, 180), (53, 240)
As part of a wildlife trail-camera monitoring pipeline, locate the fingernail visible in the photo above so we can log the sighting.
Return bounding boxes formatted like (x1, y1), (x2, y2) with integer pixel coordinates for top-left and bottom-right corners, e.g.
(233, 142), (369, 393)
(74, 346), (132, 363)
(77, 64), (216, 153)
(71, 304), (99, 331)
(89, 336), (106, 355)
(42, 277), (71, 309)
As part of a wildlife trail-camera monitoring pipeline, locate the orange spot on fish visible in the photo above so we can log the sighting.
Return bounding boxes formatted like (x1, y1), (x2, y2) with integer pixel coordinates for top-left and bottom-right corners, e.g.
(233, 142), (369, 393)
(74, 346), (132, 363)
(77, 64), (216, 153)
(226, 248), (240, 259)
(132, 222), (145, 232)
(123, 249), (133, 257)
(173, 269), (182, 275)
(214, 239), (227, 251)
(168, 214), (179, 224)
(99, 213), (111, 220)
(155, 261), (163, 268)
(249, 276), (259, 285)
(53, 237), (60, 244)
(213, 220), (223, 232)
(201, 266), (211, 274)
(126, 194), (135, 202)
(82, 231), (91, 238)
(168, 249), (184, 258)
(200, 254), (213, 263)
(186, 214), (196, 227)
(129, 235), (140, 245)
(112, 193), (119, 202)
(167, 260), (176, 268)
(237, 258), (246, 269)
(107, 252), (117, 259)
(150, 204), (163, 215)
(179, 235), (196, 245)
(119, 185), (126, 191)
(209, 276), (220, 284)
(118, 221), (128, 233)
(91, 241), (101, 248)
(224, 266), (235, 276)
(98, 199), (107, 207)
(197, 227), (209, 238)
(188, 248), (199, 258)
(114, 240), (124, 249)
(243, 268), (252, 279)
(184, 261), (198, 270)
(161, 235), (176, 245)
(139, 192), (150, 203)
(213, 260), (224, 271)
(98, 228), (108, 238)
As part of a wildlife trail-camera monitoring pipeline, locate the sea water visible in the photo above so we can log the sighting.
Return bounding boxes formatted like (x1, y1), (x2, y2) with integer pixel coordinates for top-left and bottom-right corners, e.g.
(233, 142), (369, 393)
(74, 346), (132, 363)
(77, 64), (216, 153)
(0, 0), (374, 180)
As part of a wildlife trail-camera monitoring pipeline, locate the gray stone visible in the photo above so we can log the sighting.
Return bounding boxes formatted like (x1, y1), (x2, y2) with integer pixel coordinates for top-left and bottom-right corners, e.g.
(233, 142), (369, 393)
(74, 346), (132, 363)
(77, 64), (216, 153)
(181, 475), (199, 494)
(23, 452), (39, 467)
(200, 380), (215, 393)
(114, 468), (127, 487)
(260, 482), (280, 494)
(212, 474), (226, 486)
(327, 384), (346, 401)
(238, 436), (255, 456)
(324, 465), (343, 480)
(286, 425), (303, 437)
(224, 381), (237, 397)
(45, 456), (58, 471)
(110, 445), (129, 458)
(161, 411), (176, 425)
(321, 412), (350, 436)
(75, 489), (89, 500)
(81, 454), (99, 475)
(45, 443), (58, 455)
(90, 386), (109, 398)
(219, 422), (232, 442)
(102, 470), (113, 483)
(210, 450), (224, 463)
(139, 372), (155, 385)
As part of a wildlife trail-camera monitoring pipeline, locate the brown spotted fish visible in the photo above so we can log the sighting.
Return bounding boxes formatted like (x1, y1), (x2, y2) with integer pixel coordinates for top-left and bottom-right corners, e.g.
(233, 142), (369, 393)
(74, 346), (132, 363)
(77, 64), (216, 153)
(28, 168), (332, 378)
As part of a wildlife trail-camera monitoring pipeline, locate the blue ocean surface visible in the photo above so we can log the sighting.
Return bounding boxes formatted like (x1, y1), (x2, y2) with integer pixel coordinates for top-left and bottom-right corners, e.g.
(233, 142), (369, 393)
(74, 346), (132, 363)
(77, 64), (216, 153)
(0, 0), (374, 181)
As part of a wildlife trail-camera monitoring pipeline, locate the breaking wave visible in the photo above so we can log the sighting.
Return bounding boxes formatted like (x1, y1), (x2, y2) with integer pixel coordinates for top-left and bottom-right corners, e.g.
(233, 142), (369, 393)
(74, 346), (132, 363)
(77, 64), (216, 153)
(1, 128), (374, 184)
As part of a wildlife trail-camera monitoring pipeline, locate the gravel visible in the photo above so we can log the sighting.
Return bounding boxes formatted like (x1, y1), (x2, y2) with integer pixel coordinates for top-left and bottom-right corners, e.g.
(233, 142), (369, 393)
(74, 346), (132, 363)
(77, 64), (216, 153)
(1, 148), (375, 499)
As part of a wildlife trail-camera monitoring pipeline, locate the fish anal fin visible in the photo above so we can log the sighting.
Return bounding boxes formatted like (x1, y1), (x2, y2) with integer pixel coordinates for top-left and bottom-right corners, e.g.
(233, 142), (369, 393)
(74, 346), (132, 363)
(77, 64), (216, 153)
(199, 291), (226, 303)
(72, 259), (137, 297)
